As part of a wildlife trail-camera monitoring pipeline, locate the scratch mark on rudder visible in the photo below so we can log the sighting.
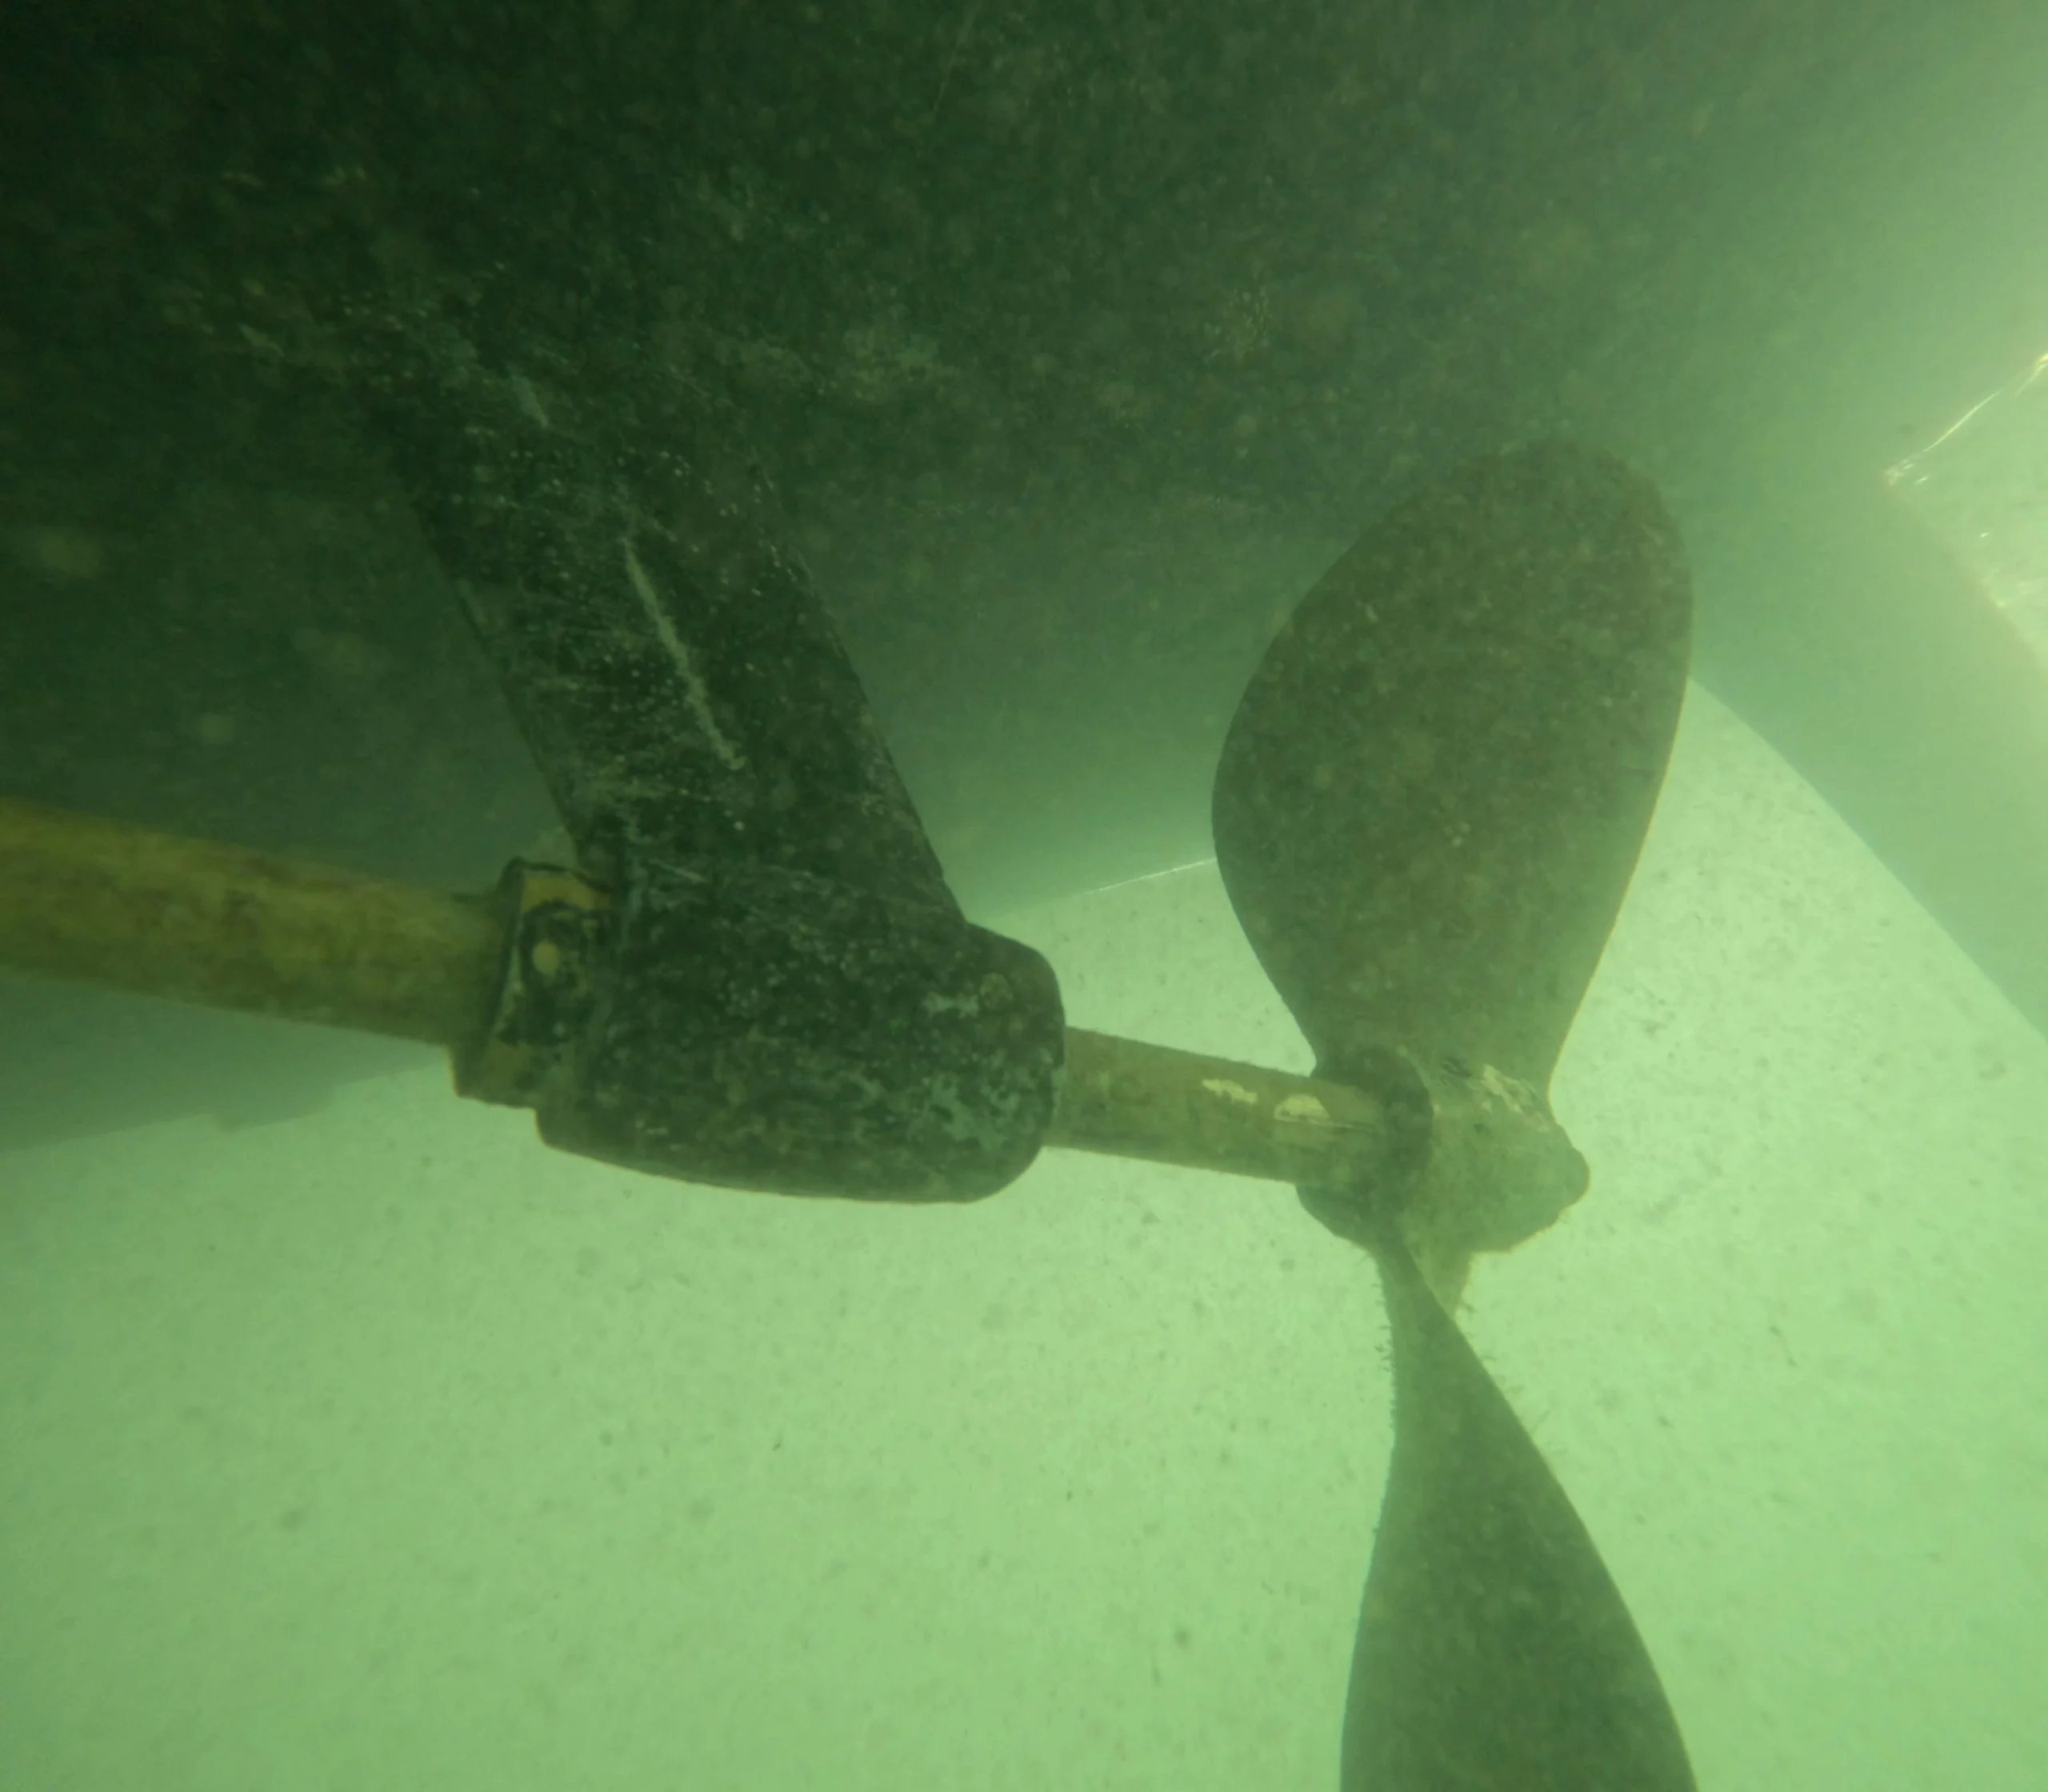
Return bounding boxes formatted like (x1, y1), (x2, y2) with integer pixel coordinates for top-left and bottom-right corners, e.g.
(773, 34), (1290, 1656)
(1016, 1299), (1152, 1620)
(623, 535), (748, 772)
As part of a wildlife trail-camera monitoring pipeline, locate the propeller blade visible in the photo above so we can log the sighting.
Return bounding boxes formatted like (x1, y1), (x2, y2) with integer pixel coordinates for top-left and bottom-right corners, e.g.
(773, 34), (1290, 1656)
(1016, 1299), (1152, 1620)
(1212, 442), (1690, 1091)
(1344, 1234), (1694, 1789)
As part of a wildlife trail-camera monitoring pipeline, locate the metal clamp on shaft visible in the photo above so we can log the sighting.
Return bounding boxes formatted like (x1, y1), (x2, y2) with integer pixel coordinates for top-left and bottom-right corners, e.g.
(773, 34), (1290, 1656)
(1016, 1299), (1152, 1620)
(1298, 1050), (1589, 1304)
